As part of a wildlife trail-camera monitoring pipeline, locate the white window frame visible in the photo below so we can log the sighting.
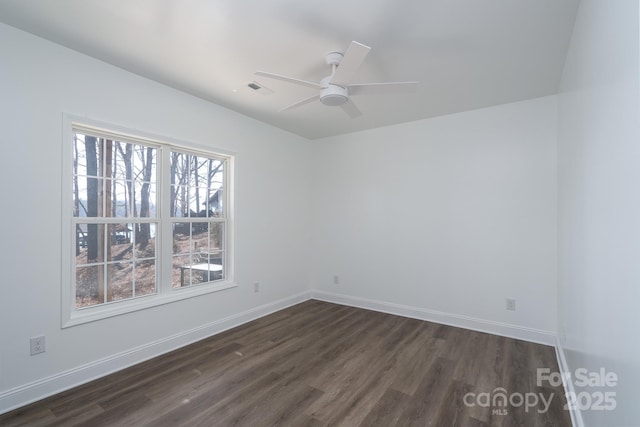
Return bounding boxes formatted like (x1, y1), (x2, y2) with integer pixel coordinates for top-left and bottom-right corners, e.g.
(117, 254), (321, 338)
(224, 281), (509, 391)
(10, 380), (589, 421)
(61, 114), (235, 327)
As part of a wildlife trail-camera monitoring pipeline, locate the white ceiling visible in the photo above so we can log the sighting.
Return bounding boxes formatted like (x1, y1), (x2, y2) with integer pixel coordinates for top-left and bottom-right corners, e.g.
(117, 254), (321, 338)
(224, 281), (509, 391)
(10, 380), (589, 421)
(0, 0), (579, 140)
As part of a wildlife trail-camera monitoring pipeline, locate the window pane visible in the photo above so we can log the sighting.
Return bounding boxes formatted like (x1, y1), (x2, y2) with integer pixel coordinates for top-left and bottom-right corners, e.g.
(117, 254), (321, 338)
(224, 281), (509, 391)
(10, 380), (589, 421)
(108, 262), (133, 301)
(191, 187), (210, 217)
(134, 181), (157, 218)
(173, 221), (208, 254)
(207, 222), (225, 281)
(209, 222), (224, 253)
(195, 156), (209, 187)
(170, 152), (190, 215)
(75, 224), (106, 265)
(113, 141), (134, 181)
(74, 177), (103, 217)
(134, 223), (157, 259)
(112, 180), (132, 218)
(190, 264), (209, 286)
(135, 259), (156, 296)
(107, 223), (133, 261)
(207, 187), (224, 217)
(73, 135), (86, 177)
(207, 159), (224, 217)
(132, 145), (156, 183)
(171, 185), (189, 217)
(76, 265), (101, 308)
(73, 133), (103, 178)
(172, 223), (190, 255)
(172, 254), (192, 288)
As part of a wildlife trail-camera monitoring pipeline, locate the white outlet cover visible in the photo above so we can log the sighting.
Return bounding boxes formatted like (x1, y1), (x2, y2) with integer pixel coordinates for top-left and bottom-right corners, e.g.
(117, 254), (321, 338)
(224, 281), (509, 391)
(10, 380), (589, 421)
(30, 336), (46, 355)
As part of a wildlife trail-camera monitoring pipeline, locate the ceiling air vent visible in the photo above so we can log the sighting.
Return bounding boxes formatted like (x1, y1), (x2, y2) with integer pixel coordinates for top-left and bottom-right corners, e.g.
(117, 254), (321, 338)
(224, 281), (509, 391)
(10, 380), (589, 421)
(247, 81), (274, 96)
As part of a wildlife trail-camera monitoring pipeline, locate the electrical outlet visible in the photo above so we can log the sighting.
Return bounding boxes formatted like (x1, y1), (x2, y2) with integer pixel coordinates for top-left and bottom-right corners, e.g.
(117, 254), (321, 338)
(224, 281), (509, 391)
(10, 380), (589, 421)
(253, 282), (260, 293)
(333, 275), (340, 285)
(506, 298), (516, 311)
(30, 336), (46, 355)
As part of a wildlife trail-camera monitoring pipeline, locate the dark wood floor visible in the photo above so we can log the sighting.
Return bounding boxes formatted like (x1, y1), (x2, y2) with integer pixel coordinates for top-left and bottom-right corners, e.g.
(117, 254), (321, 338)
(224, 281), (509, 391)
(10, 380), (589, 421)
(0, 300), (571, 426)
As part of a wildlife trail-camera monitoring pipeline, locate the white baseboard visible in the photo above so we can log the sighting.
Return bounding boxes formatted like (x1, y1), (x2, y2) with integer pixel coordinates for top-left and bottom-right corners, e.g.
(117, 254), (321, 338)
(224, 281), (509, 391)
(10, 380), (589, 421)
(310, 290), (556, 346)
(554, 337), (584, 427)
(0, 291), (311, 415)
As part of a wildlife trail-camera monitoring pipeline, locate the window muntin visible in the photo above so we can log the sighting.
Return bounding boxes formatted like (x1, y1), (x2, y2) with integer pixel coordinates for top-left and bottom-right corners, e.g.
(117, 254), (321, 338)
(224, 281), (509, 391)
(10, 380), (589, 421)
(69, 122), (232, 317)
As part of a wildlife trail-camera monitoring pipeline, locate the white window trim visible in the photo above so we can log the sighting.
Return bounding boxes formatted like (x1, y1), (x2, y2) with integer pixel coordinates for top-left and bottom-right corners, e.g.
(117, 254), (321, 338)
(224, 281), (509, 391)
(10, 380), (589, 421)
(61, 114), (236, 328)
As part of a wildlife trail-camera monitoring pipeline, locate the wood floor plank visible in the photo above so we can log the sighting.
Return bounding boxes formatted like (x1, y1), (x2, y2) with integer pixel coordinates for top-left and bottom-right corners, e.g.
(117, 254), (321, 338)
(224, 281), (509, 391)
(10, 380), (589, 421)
(196, 377), (322, 427)
(318, 319), (428, 426)
(358, 388), (410, 427)
(0, 301), (572, 427)
(307, 314), (401, 392)
(0, 407), (57, 427)
(472, 335), (510, 424)
(433, 380), (474, 427)
(25, 403), (104, 427)
(395, 356), (457, 426)
(145, 338), (309, 425)
(389, 334), (444, 395)
(452, 330), (490, 384)
(465, 417), (490, 427)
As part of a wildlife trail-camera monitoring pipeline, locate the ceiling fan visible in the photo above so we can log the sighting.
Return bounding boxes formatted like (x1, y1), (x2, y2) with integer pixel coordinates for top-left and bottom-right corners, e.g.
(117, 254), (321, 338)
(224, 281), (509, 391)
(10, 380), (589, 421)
(255, 41), (419, 118)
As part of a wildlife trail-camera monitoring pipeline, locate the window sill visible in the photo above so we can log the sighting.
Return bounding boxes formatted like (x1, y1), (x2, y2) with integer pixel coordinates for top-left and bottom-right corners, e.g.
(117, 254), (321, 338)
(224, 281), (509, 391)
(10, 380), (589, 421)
(62, 281), (237, 328)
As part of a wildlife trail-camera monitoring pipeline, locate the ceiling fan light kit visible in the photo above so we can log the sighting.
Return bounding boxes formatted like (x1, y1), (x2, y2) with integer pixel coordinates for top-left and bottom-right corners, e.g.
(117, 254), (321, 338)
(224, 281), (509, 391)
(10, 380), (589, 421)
(255, 41), (419, 118)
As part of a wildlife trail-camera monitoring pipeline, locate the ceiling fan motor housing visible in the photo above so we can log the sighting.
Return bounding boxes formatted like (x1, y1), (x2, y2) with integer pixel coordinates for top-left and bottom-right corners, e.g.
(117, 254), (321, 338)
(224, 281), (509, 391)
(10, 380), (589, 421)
(319, 75), (348, 106)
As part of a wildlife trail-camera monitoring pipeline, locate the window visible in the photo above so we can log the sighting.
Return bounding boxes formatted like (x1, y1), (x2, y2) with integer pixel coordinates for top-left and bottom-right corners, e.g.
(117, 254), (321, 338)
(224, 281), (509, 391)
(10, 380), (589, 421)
(63, 117), (234, 326)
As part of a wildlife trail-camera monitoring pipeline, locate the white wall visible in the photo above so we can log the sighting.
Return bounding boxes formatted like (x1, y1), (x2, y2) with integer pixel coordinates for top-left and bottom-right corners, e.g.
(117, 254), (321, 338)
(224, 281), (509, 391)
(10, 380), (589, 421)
(311, 96), (559, 339)
(557, 1), (640, 426)
(0, 24), (311, 411)
(5, 2), (639, 422)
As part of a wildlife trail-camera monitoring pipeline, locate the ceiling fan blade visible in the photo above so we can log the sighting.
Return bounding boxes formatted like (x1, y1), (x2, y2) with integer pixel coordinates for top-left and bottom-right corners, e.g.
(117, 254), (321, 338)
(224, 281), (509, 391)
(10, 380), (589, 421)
(330, 41), (371, 85)
(255, 71), (326, 90)
(340, 99), (362, 118)
(279, 94), (320, 112)
(347, 81), (420, 96)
